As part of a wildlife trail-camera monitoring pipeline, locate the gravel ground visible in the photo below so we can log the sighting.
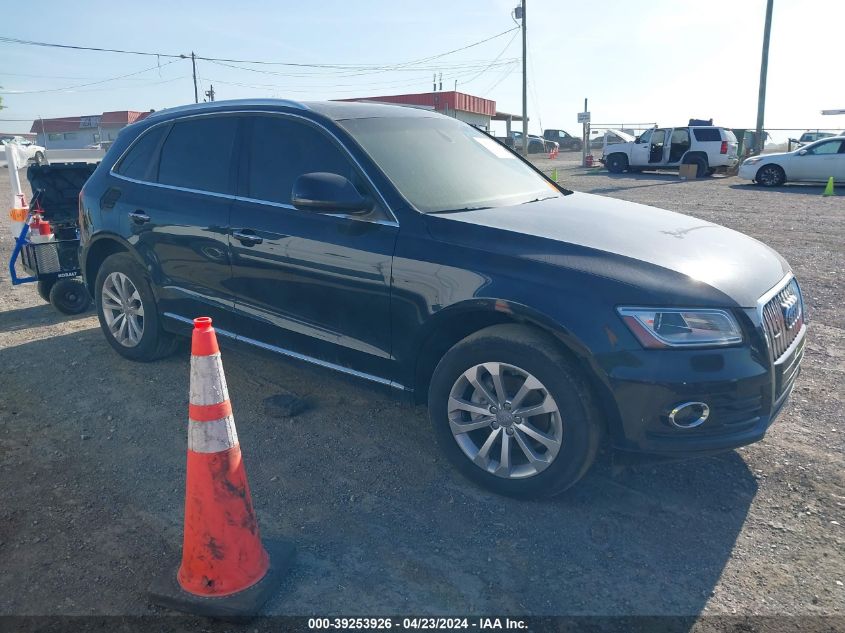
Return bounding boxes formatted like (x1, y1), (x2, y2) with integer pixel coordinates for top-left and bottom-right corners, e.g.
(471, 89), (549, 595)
(0, 160), (843, 629)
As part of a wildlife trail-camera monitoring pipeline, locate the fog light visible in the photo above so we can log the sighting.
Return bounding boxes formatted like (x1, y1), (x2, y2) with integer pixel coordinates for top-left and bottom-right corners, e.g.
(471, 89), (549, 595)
(668, 402), (710, 429)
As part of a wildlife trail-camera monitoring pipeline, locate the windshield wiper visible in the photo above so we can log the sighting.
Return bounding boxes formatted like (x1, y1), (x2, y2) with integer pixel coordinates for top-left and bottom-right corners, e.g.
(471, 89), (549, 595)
(427, 206), (492, 215)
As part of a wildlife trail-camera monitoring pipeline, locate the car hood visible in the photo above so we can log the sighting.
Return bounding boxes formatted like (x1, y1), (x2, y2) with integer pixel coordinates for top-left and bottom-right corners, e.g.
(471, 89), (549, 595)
(750, 151), (794, 161)
(427, 192), (790, 307)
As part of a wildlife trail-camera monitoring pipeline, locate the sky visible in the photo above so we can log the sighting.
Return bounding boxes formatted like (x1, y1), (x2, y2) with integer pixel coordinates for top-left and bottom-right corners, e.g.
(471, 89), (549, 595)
(1, 0), (843, 140)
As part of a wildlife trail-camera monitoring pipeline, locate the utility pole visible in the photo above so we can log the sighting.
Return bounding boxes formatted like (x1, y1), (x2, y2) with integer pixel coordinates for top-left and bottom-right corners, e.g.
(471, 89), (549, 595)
(520, 0), (528, 155)
(191, 52), (199, 104)
(755, 0), (774, 154)
(205, 84), (215, 102)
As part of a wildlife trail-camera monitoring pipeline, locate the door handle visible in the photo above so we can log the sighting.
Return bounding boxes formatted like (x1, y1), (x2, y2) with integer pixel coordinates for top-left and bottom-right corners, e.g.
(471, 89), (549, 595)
(233, 230), (263, 246)
(128, 210), (150, 224)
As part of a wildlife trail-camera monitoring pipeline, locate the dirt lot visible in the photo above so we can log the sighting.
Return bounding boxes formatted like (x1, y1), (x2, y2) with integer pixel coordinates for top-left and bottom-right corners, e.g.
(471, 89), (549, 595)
(0, 160), (843, 628)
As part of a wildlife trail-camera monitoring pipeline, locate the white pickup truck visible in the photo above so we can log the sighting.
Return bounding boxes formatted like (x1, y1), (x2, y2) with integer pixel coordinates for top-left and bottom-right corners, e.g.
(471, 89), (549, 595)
(601, 125), (739, 177)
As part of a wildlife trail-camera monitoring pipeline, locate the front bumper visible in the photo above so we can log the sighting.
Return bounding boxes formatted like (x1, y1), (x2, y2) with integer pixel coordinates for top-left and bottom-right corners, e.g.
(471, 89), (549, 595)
(604, 324), (805, 457)
(737, 162), (759, 181)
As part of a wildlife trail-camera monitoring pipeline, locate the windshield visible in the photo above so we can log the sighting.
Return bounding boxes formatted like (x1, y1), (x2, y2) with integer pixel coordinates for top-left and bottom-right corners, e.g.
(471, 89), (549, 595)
(340, 116), (561, 213)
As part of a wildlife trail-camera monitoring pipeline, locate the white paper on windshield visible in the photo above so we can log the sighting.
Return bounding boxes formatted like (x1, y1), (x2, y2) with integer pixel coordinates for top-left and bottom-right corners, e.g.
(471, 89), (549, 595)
(473, 136), (515, 159)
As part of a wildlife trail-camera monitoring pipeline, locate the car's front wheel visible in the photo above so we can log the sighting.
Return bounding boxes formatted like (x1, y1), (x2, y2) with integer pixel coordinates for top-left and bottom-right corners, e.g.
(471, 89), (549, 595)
(95, 253), (178, 361)
(755, 164), (786, 187)
(428, 325), (602, 498)
(606, 153), (628, 173)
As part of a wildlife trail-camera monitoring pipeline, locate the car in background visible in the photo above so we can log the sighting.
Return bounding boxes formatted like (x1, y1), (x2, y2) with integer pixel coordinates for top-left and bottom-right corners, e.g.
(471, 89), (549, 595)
(738, 136), (845, 186)
(796, 131), (837, 145)
(85, 141), (114, 151)
(593, 129), (635, 150)
(602, 126), (739, 177)
(79, 99), (804, 498)
(495, 131), (558, 154)
(1, 136), (46, 165)
(510, 131), (557, 154)
(543, 129), (582, 151)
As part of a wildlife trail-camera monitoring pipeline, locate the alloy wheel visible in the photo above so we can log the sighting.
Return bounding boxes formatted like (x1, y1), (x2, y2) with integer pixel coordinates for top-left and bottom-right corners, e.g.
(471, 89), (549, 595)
(101, 271), (145, 347)
(447, 362), (563, 479)
(758, 165), (783, 186)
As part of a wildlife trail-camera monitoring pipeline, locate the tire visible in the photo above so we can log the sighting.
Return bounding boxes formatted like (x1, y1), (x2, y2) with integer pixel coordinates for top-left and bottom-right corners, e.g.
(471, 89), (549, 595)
(428, 324), (602, 498)
(49, 277), (91, 315)
(606, 153), (628, 174)
(34, 151), (45, 166)
(683, 155), (709, 178)
(94, 252), (178, 361)
(36, 279), (55, 303)
(755, 164), (786, 187)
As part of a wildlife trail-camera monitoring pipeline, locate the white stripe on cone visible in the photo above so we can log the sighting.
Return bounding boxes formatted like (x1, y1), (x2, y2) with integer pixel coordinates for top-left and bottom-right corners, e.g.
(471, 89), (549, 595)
(188, 415), (239, 453)
(190, 353), (230, 406)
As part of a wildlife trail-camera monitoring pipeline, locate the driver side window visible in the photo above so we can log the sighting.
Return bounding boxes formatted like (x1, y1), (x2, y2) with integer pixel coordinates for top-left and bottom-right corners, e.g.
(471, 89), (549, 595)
(807, 140), (843, 155)
(638, 130), (653, 144)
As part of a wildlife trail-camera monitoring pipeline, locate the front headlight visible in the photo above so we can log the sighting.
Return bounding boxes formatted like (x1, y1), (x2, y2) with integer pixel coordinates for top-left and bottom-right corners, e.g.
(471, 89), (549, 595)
(617, 308), (743, 349)
(742, 157), (762, 166)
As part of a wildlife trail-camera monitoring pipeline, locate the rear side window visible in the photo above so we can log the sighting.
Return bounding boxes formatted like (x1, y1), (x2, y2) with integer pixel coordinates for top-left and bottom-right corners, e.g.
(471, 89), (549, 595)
(693, 128), (722, 142)
(157, 116), (238, 194)
(115, 125), (168, 180)
(245, 116), (355, 205)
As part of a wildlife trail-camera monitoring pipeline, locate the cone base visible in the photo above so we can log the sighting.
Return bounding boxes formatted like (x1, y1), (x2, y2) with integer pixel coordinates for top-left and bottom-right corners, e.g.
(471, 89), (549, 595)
(148, 538), (295, 619)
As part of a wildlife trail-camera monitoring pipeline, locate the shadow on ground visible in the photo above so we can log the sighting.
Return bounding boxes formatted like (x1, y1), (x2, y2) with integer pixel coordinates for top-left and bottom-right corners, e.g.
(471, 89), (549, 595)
(0, 330), (757, 620)
(729, 183), (831, 196)
(0, 302), (93, 334)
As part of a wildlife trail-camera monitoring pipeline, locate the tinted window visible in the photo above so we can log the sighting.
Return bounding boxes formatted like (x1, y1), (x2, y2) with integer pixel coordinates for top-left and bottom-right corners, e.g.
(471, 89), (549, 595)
(693, 128), (722, 142)
(116, 125), (167, 180)
(157, 116), (238, 194)
(246, 116), (354, 205)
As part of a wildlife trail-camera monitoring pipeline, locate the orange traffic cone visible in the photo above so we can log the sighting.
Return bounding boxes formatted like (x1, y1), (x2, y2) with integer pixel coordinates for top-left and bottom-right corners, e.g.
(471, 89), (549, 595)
(149, 317), (294, 618)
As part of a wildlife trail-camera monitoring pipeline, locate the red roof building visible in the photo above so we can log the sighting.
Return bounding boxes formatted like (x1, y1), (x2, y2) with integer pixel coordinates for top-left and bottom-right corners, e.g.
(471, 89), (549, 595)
(341, 91), (497, 129)
(30, 109), (154, 149)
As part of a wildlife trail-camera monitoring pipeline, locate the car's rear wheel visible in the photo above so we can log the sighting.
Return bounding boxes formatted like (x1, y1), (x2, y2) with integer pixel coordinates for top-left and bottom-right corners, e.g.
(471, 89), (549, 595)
(95, 253), (178, 361)
(683, 155), (709, 178)
(428, 324), (602, 498)
(606, 153), (628, 174)
(756, 164), (786, 187)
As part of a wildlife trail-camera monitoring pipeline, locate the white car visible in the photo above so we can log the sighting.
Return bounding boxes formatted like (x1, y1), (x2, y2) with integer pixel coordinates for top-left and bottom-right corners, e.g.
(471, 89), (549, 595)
(0, 136), (46, 165)
(738, 136), (845, 186)
(602, 125), (739, 176)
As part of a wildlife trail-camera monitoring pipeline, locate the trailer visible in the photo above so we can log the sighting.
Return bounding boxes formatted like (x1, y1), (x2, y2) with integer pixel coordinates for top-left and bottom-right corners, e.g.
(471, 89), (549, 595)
(8, 162), (96, 314)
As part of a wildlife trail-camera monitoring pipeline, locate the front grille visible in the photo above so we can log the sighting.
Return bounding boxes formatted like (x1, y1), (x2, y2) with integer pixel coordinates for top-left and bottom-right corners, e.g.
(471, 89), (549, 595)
(761, 278), (804, 362)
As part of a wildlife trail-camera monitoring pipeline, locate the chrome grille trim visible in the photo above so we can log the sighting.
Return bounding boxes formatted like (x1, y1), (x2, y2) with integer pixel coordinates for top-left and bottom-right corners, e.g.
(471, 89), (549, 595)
(757, 275), (805, 362)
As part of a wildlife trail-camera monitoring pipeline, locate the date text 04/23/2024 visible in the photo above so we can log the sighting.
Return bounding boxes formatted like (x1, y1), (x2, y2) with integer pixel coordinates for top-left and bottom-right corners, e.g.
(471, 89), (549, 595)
(307, 618), (528, 630)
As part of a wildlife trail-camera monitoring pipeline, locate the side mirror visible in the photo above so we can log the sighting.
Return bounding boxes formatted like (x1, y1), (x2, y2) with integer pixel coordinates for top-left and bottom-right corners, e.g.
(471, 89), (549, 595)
(292, 172), (370, 214)
(798, 149), (808, 156)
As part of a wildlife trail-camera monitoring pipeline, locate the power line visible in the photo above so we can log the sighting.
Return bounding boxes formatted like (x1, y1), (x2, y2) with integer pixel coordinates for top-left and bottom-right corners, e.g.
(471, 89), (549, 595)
(458, 28), (520, 87)
(0, 59), (181, 94)
(0, 27), (519, 73)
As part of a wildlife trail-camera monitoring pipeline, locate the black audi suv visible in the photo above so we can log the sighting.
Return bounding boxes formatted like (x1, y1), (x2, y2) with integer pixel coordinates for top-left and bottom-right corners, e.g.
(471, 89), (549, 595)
(79, 99), (806, 497)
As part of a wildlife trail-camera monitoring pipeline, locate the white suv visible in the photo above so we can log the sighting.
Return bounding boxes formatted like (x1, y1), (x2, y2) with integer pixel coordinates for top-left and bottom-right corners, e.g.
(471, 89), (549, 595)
(602, 126), (739, 176)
